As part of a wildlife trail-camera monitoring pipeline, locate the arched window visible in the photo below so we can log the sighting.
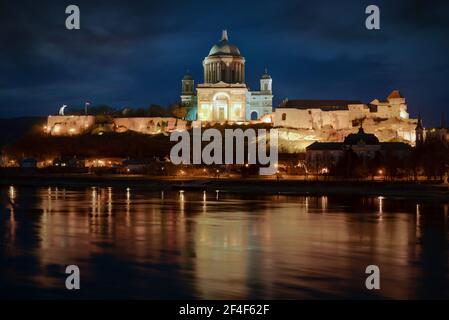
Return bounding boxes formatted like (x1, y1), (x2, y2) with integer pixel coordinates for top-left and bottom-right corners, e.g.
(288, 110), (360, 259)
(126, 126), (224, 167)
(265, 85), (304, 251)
(251, 111), (258, 121)
(282, 113), (287, 121)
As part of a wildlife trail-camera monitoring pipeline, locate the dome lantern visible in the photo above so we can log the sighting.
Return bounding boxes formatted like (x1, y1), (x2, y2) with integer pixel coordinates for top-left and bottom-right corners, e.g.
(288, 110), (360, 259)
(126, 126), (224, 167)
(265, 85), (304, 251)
(221, 30), (228, 41)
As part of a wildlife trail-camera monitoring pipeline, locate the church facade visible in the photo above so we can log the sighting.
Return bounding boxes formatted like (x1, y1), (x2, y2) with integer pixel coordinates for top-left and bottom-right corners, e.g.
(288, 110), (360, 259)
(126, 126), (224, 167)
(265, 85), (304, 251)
(181, 30), (273, 122)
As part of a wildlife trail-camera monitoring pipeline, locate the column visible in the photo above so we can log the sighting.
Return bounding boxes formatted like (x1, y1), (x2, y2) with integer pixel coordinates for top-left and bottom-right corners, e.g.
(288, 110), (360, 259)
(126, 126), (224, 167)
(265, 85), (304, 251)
(209, 63), (212, 83)
(216, 62), (220, 82)
(234, 63), (238, 83)
(240, 63), (243, 83)
(208, 64), (211, 83)
(237, 63), (240, 83)
(215, 62), (217, 83)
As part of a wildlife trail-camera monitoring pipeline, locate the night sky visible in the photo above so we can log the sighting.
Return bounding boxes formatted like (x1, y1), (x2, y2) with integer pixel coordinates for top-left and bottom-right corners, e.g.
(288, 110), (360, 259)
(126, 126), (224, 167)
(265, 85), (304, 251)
(1, 0), (448, 126)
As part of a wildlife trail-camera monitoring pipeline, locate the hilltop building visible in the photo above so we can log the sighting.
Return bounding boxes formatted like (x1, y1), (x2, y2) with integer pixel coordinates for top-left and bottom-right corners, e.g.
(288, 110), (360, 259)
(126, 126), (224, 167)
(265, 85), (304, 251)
(45, 30), (420, 151)
(180, 30), (420, 149)
(275, 90), (409, 130)
(181, 30), (273, 122)
(275, 90), (419, 152)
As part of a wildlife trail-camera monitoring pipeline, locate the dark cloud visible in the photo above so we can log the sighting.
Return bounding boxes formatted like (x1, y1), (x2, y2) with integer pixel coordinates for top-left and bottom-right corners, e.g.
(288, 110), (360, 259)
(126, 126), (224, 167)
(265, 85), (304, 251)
(0, 0), (448, 125)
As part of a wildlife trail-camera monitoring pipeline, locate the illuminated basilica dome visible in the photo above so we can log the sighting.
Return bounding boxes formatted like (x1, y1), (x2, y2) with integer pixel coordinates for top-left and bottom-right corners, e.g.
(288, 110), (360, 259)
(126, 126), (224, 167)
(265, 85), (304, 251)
(203, 30), (245, 84)
(208, 30), (241, 56)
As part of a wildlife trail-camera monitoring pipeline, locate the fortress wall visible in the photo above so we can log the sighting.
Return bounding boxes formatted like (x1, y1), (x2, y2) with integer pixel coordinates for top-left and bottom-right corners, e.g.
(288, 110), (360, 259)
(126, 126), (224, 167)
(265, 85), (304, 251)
(46, 116), (188, 136)
(376, 104), (396, 118)
(113, 117), (187, 134)
(347, 104), (371, 122)
(275, 108), (312, 129)
(318, 110), (351, 130)
(348, 104), (368, 113)
(278, 117), (418, 153)
(46, 115), (96, 136)
(333, 111), (352, 129)
(276, 108), (352, 130)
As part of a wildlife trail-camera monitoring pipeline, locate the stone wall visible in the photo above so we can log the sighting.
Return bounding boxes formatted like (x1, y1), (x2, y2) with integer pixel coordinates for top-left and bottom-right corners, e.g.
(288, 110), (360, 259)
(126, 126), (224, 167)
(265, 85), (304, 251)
(113, 117), (187, 134)
(46, 115), (187, 136)
(275, 108), (353, 130)
(278, 117), (418, 153)
(274, 92), (416, 152)
(46, 115), (96, 136)
(275, 94), (410, 132)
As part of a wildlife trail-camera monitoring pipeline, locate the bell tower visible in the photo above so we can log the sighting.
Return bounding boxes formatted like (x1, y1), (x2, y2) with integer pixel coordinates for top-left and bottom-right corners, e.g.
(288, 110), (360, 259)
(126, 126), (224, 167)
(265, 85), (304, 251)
(260, 68), (272, 93)
(180, 71), (197, 120)
(182, 71), (194, 97)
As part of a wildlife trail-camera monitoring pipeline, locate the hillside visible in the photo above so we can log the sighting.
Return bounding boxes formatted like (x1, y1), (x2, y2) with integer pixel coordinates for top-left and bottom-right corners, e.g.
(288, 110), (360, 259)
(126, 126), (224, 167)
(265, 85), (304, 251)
(0, 117), (46, 149)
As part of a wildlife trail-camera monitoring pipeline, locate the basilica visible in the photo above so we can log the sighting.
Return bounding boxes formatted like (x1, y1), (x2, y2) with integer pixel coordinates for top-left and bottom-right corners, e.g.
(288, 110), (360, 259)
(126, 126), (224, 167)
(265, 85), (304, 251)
(181, 30), (273, 122)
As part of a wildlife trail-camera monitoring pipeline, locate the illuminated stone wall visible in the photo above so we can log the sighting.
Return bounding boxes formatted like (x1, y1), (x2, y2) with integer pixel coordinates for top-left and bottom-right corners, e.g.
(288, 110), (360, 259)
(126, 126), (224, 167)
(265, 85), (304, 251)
(278, 117), (418, 153)
(275, 92), (411, 131)
(46, 115), (96, 136)
(113, 117), (187, 134)
(274, 91), (416, 151)
(46, 115), (187, 136)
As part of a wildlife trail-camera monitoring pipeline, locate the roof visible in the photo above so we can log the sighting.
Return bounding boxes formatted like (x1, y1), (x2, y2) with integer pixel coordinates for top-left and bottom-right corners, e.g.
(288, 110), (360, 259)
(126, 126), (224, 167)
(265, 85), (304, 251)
(280, 99), (363, 111)
(261, 68), (271, 79)
(306, 142), (344, 151)
(387, 90), (403, 100)
(343, 127), (380, 145)
(208, 30), (241, 57)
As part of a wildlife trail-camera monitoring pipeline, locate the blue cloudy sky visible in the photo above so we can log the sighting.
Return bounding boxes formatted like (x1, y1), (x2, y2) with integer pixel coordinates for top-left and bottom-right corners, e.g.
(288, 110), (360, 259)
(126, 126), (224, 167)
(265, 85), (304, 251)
(1, 0), (448, 125)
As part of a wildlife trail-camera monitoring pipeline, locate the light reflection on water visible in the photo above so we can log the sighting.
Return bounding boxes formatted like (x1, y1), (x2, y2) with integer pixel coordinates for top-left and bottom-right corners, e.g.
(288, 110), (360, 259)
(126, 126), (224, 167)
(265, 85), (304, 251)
(1, 186), (449, 299)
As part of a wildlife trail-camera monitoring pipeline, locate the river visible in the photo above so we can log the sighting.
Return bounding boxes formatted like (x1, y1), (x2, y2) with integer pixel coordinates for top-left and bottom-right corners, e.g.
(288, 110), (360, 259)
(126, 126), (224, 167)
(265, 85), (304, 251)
(1, 186), (448, 299)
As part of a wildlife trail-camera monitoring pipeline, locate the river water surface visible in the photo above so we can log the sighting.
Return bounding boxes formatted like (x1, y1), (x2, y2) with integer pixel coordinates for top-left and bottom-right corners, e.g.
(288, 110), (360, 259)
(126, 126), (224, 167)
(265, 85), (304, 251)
(1, 186), (448, 299)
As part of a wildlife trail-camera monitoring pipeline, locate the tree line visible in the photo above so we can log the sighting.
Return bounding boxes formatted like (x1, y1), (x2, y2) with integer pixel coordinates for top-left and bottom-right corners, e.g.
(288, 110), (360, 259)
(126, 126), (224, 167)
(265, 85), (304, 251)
(68, 103), (188, 119)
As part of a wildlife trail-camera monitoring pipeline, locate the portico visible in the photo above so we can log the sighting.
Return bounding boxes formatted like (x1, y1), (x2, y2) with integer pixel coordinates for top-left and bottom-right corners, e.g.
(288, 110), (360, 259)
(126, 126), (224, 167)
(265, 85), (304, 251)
(197, 83), (247, 122)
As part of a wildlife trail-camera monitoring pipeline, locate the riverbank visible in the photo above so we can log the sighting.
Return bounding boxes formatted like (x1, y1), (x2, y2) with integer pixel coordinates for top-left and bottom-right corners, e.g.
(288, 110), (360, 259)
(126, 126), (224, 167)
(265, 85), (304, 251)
(1, 172), (449, 200)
